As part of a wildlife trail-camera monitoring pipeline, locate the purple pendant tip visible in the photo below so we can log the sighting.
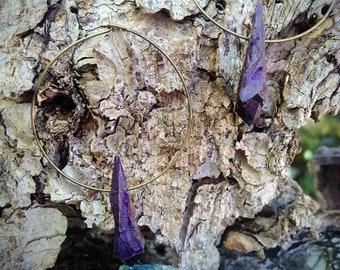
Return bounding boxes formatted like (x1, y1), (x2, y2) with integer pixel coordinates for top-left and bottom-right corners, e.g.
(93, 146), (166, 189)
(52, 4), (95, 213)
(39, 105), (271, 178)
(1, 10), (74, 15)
(236, 94), (263, 125)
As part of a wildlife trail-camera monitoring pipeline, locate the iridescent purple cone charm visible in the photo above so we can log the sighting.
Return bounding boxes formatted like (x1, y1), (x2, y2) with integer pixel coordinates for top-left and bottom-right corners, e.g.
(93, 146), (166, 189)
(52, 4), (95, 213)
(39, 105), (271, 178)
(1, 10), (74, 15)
(235, 1), (267, 125)
(110, 155), (144, 266)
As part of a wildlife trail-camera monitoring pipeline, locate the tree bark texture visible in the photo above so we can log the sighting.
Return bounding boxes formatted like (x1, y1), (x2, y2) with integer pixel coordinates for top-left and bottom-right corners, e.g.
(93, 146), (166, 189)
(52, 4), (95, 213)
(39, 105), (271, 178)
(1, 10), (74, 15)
(0, 0), (339, 269)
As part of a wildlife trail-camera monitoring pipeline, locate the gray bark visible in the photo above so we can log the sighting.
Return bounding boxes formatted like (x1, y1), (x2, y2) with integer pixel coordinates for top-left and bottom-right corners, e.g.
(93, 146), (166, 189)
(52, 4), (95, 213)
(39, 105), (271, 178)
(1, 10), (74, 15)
(0, 0), (339, 269)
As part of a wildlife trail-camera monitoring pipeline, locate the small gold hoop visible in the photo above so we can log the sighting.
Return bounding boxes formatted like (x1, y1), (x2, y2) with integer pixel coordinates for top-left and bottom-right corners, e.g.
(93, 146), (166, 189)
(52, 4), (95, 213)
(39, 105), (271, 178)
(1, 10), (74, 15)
(31, 24), (193, 192)
(193, 0), (335, 43)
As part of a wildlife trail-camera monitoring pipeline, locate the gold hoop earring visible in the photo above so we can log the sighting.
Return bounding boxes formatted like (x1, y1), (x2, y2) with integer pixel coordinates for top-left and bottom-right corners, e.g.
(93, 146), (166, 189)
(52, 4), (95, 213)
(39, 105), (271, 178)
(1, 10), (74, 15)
(31, 24), (193, 192)
(193, 0), (335, 43)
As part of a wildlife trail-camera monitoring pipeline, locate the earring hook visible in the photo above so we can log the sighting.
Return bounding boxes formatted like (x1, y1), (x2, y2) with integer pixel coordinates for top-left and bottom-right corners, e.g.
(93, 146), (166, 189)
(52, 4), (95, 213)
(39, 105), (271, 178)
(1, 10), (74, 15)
(193, 0), (335, 43)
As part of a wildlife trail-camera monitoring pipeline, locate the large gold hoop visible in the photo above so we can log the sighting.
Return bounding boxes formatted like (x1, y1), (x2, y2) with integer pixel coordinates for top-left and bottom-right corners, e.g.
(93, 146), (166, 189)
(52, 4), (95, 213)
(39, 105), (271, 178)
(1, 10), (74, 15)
(31, 24), (193, 192)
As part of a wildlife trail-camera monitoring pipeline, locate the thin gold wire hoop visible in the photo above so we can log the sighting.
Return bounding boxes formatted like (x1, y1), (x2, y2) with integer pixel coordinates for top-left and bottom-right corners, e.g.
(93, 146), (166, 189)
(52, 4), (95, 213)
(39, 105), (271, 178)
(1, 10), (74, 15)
(31, 24), (193, 192)
(193, 0), (335, 43)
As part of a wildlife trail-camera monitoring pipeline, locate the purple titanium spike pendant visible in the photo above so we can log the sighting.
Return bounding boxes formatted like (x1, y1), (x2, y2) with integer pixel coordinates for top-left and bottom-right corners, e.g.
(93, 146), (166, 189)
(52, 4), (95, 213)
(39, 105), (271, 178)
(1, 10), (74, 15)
(235, 1), (267, 125)
(110, 155), (144, 266)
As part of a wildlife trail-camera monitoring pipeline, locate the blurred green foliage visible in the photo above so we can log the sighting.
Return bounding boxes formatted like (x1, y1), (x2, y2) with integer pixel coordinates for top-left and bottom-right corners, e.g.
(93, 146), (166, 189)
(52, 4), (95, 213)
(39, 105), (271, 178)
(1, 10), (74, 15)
(290, 114), (340, 198)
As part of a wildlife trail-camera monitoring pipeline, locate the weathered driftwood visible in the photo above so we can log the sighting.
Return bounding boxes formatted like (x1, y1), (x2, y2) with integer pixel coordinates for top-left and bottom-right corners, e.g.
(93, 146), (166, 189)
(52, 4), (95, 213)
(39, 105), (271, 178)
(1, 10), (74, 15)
(0, 0), (339, 269)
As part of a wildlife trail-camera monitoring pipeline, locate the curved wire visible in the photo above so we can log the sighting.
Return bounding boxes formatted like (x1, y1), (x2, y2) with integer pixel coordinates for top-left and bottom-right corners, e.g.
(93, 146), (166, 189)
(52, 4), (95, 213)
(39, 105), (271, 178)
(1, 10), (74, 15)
(193, 0), (335, 43)
(31, 24), (193, 192)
